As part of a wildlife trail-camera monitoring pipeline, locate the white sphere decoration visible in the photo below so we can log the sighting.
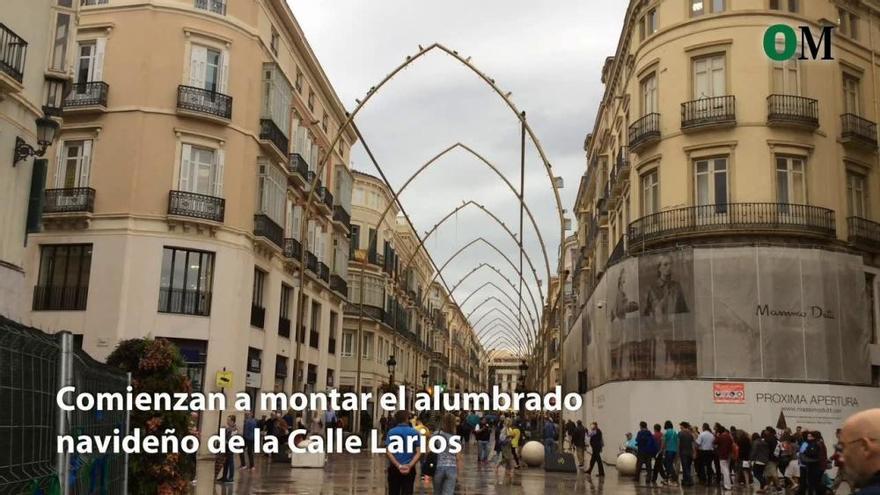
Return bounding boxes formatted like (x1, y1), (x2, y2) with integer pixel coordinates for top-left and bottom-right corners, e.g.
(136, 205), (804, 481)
(616, 452), (638, 476)
(521, 441), (545, 467)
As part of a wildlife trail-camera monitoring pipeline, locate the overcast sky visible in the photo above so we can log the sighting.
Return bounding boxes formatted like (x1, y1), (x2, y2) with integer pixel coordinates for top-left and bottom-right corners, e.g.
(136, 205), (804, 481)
(288, 0), (628, 354)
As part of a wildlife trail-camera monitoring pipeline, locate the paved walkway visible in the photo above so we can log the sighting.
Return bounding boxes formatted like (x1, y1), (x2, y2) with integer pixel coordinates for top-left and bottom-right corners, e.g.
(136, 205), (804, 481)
(193, 444), (841, 494)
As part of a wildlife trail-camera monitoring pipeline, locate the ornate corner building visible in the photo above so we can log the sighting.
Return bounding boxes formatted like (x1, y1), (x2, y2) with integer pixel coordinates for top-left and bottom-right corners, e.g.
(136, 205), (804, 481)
(566, 0), (880, 459)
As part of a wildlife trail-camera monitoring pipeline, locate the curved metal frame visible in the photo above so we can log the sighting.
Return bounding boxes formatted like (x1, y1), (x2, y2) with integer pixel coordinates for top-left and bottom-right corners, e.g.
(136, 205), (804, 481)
(447, 262), (539, 333)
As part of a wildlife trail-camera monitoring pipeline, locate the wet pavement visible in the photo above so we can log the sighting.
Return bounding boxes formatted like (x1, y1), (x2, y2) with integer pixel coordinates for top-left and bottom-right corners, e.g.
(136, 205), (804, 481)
(194, 445), (831, 494)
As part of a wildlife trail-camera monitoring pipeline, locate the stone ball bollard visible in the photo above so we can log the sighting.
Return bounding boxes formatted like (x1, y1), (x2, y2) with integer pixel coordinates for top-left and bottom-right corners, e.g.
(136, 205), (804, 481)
(616, 452), (638, 475)
(520, 440), (545, 467)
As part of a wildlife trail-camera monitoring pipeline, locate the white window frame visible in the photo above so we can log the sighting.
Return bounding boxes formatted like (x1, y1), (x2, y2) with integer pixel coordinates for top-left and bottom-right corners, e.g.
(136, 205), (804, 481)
(641, 170), (659, 216)
(847, 170), (868, 218)
(641, 73), (658, 116)
(188, 43), (228, 93)
(258, 160), (287, 227)
(55, 139), (93, 188)
(179, 143), (224, 197)
(775, 155), (806, 205)
(341, 331), (354, 357)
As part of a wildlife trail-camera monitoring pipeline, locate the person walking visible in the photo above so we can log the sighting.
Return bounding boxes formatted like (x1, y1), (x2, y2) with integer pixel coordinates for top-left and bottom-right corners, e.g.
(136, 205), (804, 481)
(750, 432), (770, 492)
(715, 424), (734, 491)
(697, 423), (716, 486)
(475, 418), (491, 464)
(543, 416), (558, 455)
(494, 419), (515, 481)
(586, 422), (605, 477)
(216, 415), (237, 483)
(800, 431), (825, 495)
(635, 421), (657, 486)
(662, 420), (679, 486)
(678, 422), (695, 487)
(432, 413), (462, 495)
(510, 420), (522, 469)
(651, 424), (668, 485)
(240, 412), (257, 470)
(763, 427), (782, 491)
(385, 410), (421, 495)
(573, 420), (587, 468)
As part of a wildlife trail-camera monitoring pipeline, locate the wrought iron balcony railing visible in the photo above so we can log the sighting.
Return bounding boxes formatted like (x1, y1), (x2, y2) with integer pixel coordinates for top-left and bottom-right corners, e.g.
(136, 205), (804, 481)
(194, 0), (226, 15)
(168, 190), (225, 222)
(607, 237), (626, 266)
(848, 216), (880, 250)
(278, 316), (291, 338)
(254, 214), (284, 249)
(43, 188), (95, 213)
(628, 202), (836, 251)
(767, 94), (819, 129)
(158, 287), (212, 316)
(283, 237), (302, 260)
(841, 113), (878, 148)
(250, 304), (265, 328)
(628, 113), (661, 151)
(259, 118), (289, 155)
(64, 81), (109, 108)
(288, 153), (309, 179)
(177, 85), (232, 120)
(333, 205), (350, 227)
(318, 262), (330, 283)
(0, 23), (27, 83)
(320, 187), (334, 211)
(305, 250), (318, 273)
(681, 95), (736, 130)
(32, 285), (88, 311)
(330, 274), (347, 296)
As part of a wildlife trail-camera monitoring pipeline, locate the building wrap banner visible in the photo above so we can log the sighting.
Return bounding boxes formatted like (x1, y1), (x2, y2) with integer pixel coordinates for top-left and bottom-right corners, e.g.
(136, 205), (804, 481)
(574, 246), (871, 390)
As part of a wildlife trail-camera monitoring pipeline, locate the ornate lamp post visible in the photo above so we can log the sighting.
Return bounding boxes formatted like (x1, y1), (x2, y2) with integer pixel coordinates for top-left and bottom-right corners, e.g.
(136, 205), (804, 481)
(386, 355), (397, 390)
(14, 116), (60, 165)
(420, 369), (429, 390)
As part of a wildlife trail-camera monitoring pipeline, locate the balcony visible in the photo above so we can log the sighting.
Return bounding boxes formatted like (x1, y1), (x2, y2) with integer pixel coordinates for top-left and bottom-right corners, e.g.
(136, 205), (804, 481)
(681, 95), (736, 131)
(288, 153), (309, 187)
(840, 114), (878, 149)
(176, 85), (232, 122)
(278, 316), (291, 338)
(607, 237), (626, 266)
(328, 336), (336, 354)
(63, 82), (108, 111)
(345, 303), (385, 321)
(0, 23), (27, 93)
(283, 237), (302, 261)
(318, 262), (330, 283)
(767, 95), (819, 130)
(332, 205), (350, 230)
(628, 202), (836, 252)
(309, 330), (319, 349)
(167, 190), (225, 223)
(253, 214), (284, 250)
(250, 304), (265, 329)
(315, 186), (333, 215)
(330, 274), (347, 296)
(32, 286), (88, 311)
(848, 216), (880, 252)
(259, 119), (289, 160)
(610, 146), (629, 197)
(305, 250), (318, 274)
(42, 188), (96, 229)
(628, 113), (660, 152)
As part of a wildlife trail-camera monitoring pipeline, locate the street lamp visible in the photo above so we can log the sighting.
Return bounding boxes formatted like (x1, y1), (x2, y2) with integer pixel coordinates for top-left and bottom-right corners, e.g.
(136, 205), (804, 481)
(421, 370), (429, 389)
(13, 116), (60, 165)
(518, 359), (528, 389)
(386, 355), (396, 388)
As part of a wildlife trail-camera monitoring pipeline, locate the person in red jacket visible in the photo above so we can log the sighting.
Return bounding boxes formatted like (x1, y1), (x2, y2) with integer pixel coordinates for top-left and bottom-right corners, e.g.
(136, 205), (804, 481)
(715, 424), (734, 491)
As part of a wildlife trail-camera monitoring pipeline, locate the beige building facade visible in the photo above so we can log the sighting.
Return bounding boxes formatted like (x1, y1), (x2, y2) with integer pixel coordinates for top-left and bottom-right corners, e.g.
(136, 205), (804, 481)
(0, 0), (71, 320)
(340, 171), (485, 426)
(566, 0), (880, 460)
(16, 0), (357, 443)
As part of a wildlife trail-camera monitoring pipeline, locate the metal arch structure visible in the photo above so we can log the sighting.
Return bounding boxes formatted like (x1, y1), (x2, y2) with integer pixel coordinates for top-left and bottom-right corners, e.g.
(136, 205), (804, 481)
(466, 302), (530, 346)
(474, 318), (528, 348)
(470, 311), (530, 350)
(448, 270), (537, 337)
(452, 263), (536, 338)
(483, 334), (527, 359)
(447, 263), (539, 332)
(291, 43), (568, 420)
(480, 328), (528, 357)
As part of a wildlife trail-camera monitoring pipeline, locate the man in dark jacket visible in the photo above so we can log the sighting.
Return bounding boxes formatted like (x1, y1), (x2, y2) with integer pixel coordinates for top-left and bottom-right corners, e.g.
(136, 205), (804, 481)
(635, 421), (657, 485)
(572, 420), (587, 467)
(586, 422), (605, 477)
(840, 409), (880, 494)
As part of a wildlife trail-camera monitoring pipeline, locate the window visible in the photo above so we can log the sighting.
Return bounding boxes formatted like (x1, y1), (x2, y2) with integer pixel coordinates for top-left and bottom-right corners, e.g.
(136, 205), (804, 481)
(55, 140), (92, 188)
(309, 301), (321, 348)
(341, 331), (354, 357)
(51, 13), (71, 71)
(326, 368), (335, 387)
(641, 73), (657, 116)
(350, 224), (360, 256)
(645, 9), (658, 37)
(691, 0), (724, 16)
(252, 268), (266, 308)
(691, 0), (704, 16)
(258, 161), (286, 227)
(771, 42), (800, 95)
(295, 67), (304, 93)
(33, 244), (92, 311)
(769, 0), (798, 12)
(328, 312), (338, 354)
(308, 90), (315, 112)
(194, 0), (226, 15)
(694, 157), (728, 213)
(158, 247), (214, 315)
(839, 8), (859, 39)
(847, 171), (868, 218)
(693, 54), (726, 98)
(641, 170), (659, 216)
(843, 74), (861, 115)
(776, 156), (806, 204)
(274, 355), (287, 392)
(362, 332), (373, 359)
(189, 45), (227, 93)
(75, 40), (105, 84)
(179, 144), (223, 197)
(322, 112), (328, 133)
(280, 284), (292, 319)
(270, 27), (279, 56)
